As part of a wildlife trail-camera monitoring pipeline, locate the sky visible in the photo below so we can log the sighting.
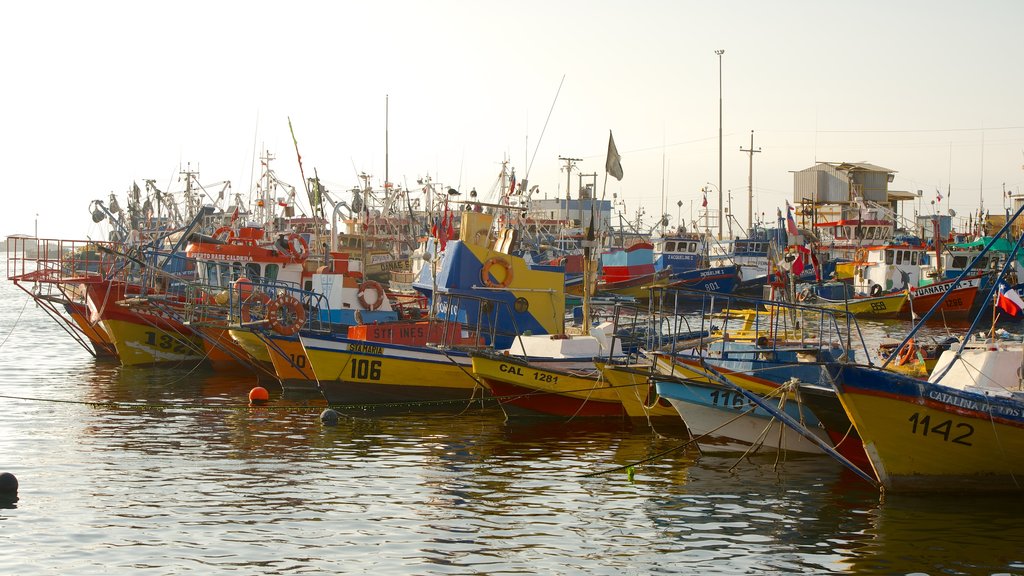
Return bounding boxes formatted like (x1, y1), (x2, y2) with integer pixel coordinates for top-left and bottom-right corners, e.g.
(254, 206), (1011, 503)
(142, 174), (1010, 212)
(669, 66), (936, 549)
(3, 0), (1024, 241)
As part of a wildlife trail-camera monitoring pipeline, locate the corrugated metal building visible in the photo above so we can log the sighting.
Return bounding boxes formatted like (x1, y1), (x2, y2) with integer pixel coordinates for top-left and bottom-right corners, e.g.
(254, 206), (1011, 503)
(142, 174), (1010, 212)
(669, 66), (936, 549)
(793, 162), (896, 204)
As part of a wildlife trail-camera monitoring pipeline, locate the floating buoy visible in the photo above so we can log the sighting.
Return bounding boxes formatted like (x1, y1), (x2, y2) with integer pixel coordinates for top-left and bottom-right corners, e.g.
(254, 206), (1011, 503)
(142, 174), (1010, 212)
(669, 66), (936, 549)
(234, 276), (254, 301)
(248, 386), (269, 404)
(0, 472), (18, 495)
(320, 408), (340, 426)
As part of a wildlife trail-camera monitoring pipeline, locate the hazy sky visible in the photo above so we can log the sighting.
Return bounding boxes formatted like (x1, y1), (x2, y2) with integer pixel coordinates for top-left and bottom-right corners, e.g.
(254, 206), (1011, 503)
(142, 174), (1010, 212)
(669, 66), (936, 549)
(4, 0), (1023, 240)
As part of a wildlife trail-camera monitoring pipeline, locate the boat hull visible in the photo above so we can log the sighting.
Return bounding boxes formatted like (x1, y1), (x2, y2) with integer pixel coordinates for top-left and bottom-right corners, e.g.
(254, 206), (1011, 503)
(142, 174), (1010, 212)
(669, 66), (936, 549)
(654, 377), (831, 454)
(472, 354), (625, 418)
(593, 361), (683, 420)
(816, 292), (908, 318)
(300, 333), (485, 408)
(831, 363), (1024, 491)
(905, 275), (983, 319)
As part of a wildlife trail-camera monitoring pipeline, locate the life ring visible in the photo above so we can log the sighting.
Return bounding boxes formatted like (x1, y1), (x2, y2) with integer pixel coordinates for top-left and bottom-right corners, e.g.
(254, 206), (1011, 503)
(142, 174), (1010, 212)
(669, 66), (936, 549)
(266, 294), (307, 336)
(870, 284), (883, 297)
(357, 280), (385, 311)
(282, 233), (309, 262)
(897, 339), (916, 366)
(240, 291), (271, 323)
(481, 257), (513, 288)
(797, 288), (812, 302)
(213, 226), (235, 242)
(855, 248), (867, 262)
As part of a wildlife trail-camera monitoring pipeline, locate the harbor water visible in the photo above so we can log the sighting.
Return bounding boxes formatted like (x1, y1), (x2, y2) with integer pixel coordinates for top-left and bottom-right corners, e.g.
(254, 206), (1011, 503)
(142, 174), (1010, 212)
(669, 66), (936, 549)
(1, 279), (1023, 575)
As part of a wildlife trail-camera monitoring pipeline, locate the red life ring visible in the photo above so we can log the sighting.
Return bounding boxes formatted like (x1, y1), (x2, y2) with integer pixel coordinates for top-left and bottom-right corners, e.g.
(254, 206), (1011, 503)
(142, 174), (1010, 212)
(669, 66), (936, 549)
(240, 291), (271, 323)
(481, 257), (513, 288)
(282, 233), (309, 262)
(213, 226), (235, 242)
(358, 280), (385, 311)
(266, 294), (307, 336)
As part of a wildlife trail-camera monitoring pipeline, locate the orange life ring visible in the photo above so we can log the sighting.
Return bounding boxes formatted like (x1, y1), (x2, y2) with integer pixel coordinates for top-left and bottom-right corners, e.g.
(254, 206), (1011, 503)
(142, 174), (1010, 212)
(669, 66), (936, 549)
(897, 338), (916, 366)
(213, 226), (235, 242)
(357, 280), (385, 311)
(266, 294), (307, 336)
(282, 233), (309, 262)
(481, 257), (513, 288)
(240, 291), (271, 323)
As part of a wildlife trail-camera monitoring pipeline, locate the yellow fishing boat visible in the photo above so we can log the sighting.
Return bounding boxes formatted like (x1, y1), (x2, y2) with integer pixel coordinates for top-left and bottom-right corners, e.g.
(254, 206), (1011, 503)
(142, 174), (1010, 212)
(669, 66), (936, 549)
(593, 360), (682, 420)
(813, 291), (908, 319)
(471, 351), (626, 418)
(830, 346), (1024, 491)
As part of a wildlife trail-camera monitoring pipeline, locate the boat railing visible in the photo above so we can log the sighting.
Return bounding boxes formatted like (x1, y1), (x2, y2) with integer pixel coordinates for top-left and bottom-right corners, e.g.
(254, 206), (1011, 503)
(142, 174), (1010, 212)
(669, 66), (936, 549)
(6, 236), (120, 284)
(429, 292), (524, 351)
(604, 285), (869, 367)
(180, 277), (331, 335)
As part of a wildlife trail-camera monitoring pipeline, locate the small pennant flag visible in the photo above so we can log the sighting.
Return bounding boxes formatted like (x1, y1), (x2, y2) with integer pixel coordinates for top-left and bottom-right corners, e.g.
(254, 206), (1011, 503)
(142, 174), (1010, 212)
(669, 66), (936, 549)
(605, 131), (624, 181)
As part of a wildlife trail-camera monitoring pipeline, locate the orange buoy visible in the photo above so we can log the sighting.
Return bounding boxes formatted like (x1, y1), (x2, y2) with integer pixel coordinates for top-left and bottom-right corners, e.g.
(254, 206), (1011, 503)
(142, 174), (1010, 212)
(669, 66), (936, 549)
(234, 276), (254, 301)
(248, 386), (270, 404)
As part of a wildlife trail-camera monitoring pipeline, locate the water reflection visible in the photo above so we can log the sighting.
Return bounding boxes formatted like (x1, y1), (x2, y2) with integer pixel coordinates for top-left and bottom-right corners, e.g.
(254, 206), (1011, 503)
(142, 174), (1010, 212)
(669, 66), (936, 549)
(846, 493), (1024, 575)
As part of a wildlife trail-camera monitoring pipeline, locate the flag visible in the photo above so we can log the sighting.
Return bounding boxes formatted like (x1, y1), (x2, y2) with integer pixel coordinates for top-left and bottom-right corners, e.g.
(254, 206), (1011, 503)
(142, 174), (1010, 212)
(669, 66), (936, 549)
(936, 187), (943, 203)
(230, 205), (239, 224)
(785, 201), (799, 236)
(702, 192), (708, 208)
(791, 252), (804, 276)
(794, 244), (819, 280)
(997, 280), (1024, 318)
(605, 130), (623, 181)
(508, 169), (516, 198)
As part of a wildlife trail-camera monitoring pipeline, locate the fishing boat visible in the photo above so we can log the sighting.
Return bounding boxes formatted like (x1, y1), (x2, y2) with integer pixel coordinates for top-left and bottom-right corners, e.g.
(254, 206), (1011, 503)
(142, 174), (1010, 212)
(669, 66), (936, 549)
(829, 213), (1024, 491)
(300, 210), (567, 407)
(653, 232), (739, 296)
(469, 323), (672, 419)
(829, 342), (1024, 491)
(593, 360), (687, 422)
(568, 242), (672, 302)
(811, 290), (909, 319)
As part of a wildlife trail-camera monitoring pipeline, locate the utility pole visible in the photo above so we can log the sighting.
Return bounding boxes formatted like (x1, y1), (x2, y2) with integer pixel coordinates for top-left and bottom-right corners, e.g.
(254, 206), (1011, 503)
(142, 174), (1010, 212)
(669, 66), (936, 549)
(716, 49), (725, 240)
(559, 156), (581, 228)
(739, 130), (761, 234)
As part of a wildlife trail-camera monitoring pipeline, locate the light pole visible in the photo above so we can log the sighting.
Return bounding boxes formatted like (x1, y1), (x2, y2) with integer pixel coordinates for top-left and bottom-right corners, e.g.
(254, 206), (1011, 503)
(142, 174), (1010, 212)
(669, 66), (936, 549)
(715, 49), (724, 240)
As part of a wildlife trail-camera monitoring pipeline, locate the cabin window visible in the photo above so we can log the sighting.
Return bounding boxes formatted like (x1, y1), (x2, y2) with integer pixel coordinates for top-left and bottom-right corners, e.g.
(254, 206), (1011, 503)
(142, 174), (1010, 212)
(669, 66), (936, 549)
(911, 252), (919, 265)
(665, 241), (676, 252)
(246, 263), (261, 280)
(265, 264), (280, 281)
(689, 242), (698, 252)
(885, 250), (894, 265)
(231, 263), (244, 281)
(952, 256), (969, 269)
(895, 251), (903, 265)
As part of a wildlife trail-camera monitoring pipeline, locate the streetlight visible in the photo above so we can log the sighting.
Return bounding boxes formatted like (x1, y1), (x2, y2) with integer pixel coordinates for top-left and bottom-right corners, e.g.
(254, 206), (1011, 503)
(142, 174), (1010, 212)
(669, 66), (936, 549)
(715, 49), (724, 240)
